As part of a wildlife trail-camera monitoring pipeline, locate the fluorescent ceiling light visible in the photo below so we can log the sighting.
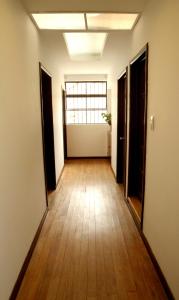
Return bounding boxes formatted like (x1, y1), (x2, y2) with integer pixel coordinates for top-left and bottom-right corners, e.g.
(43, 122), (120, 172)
(31, 13), (85, 30)
(86, 13), (139, 30)
(63, 33), (108, 60)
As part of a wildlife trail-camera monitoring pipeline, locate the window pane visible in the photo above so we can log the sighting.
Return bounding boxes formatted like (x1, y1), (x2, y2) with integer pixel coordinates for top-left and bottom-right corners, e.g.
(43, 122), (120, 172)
(66, 97), (74, 109)
(66, 81), (107, 95)
(87, 110), (95, 123)
(66, 82), (72, 95)
(86, 82), (92, 94)
(74, 111), (86, 124)
(77, 82), (86, 94)
(66, 82), (87, 95)
(101, 97), (106, 108)
(94, 83), (99, 94)
(86, 110), (106, 123)
(102, 82), (106, 94)
(65, 81), (107, 124)
(66, 110), (87, 124)
(66, 111), (75, 124)
(94, 110), (107, 123)
(78, 111), (86, 123)
(87, 97), (106, 109)
(86, 97), (94, 109)
(66, 82), (78, 95)
(98, 83), (103, 94)
(66, 97), (86, 109)
(77, 97), (86, 109)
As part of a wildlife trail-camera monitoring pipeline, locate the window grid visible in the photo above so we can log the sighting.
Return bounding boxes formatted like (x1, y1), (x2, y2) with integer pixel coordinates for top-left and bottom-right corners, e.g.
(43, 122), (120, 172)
(65, 81), (107, 124)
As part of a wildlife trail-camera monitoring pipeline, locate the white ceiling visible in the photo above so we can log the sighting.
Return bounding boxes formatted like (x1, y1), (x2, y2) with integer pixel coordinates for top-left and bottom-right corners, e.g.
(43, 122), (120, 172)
(22, 0), (149, 62)
(22, 0), (148, 13)
(39, 30), (132, 74)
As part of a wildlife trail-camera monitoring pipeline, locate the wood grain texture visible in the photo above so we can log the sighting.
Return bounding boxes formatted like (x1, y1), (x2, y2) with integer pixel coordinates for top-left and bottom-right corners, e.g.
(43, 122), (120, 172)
(16, 159), (167, 300)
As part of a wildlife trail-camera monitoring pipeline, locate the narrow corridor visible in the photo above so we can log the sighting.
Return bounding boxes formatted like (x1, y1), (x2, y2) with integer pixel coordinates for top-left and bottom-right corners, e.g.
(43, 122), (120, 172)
(17, 159), (167, 300)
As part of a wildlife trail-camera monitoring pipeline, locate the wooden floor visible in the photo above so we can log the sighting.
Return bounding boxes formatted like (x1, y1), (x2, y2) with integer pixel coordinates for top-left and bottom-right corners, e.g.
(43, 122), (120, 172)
(17, 159), (167, 300)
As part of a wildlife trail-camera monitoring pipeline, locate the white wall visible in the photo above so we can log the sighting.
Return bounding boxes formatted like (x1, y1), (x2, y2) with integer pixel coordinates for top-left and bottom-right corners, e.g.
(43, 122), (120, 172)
(130, 0), (179, 298)
(0, 1), (47, 299)
(67, 125), (110, 157)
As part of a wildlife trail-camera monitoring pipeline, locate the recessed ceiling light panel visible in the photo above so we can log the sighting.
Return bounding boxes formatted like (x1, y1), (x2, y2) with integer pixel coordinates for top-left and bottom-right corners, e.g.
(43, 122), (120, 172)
(87, 13), (139, 30)
(32, 13), (86, 30)
(63, 33), (108, 60)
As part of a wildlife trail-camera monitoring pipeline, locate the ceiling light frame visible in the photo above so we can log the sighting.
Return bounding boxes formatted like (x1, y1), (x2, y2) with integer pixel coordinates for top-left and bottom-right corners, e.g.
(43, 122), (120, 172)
(31, 12), (140, 31)
(86, 13), (139, 31)
(31, 13), (86, 30)
(63, 32), (108, 61)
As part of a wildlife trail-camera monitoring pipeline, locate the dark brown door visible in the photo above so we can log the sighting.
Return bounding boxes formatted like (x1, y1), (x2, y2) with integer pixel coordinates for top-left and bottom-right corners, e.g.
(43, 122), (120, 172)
(128, 46), (148, 224)
(62, 89), (67, 159)
(116, 70), (127, 194)
(39, 65), (56, 192)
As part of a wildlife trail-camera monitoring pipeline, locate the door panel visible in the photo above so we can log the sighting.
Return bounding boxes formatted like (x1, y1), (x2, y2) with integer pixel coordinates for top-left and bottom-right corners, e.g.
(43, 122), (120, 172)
(40, 65), (56, 192)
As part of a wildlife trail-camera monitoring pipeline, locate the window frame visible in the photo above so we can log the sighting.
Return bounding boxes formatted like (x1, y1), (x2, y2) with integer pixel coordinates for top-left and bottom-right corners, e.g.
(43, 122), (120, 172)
(65, 81), (107, 125)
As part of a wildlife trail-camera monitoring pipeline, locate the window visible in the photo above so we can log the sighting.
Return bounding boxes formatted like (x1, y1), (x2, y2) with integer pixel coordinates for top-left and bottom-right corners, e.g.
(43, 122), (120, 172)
(65, 81), (107, 124)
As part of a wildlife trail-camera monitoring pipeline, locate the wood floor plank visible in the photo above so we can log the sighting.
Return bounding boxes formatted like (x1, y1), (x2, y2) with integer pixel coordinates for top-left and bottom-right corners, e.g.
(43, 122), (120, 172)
(16, 159), (168, 300)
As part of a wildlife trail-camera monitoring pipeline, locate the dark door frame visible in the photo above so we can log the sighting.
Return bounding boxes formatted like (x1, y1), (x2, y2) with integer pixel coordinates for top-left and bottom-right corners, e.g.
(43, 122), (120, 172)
(62, 88), (67, 160)
(116, 67), (128, 196)
(127, 44), (148, 229)
(39, 63), (56, 206)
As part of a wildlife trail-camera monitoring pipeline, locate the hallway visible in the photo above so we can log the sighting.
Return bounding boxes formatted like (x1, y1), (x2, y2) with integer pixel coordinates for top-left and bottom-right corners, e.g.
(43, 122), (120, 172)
(17, 159), (167, 300)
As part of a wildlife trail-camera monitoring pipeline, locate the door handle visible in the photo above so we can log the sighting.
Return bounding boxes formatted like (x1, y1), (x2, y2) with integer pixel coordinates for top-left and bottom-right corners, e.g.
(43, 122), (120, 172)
(120, 137), (125, 140)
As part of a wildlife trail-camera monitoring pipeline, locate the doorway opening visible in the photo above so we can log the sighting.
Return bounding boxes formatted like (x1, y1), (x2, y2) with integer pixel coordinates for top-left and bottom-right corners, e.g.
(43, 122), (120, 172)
(116, 69), (127, 196)
(39, 64), (56, 205)
(127, 45), (148, 227)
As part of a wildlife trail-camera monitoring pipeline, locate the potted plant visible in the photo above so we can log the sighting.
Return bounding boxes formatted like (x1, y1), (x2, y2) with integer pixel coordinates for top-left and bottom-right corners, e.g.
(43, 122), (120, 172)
(101, 112), (111, 126)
